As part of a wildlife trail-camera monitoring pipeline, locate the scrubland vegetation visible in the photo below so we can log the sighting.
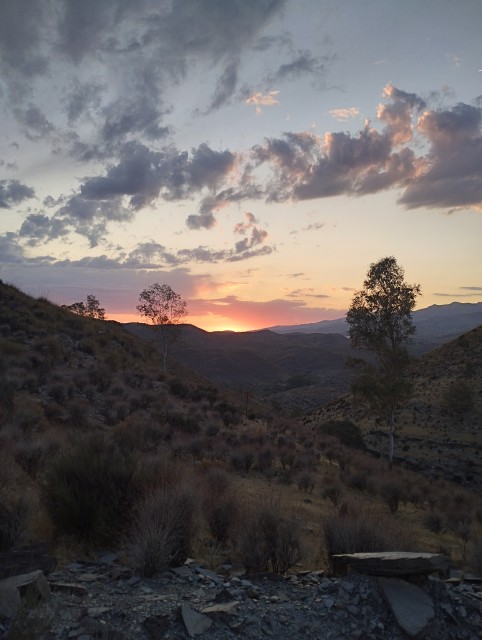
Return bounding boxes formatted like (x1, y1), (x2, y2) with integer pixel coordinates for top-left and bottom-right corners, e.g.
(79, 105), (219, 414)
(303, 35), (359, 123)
(1, 280), (481, 580)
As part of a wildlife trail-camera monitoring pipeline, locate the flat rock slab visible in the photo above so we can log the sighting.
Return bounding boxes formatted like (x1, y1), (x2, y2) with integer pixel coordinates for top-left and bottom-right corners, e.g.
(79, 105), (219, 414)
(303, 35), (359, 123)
(332, 552), (450, 576)
(379, 577), (434, 637)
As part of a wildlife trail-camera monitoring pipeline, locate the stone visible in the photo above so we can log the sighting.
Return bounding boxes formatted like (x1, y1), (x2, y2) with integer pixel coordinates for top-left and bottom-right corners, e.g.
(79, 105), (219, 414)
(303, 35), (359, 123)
(201, 600), (239, 616)
(378, 577), (434, 637)
(0, 568), (50, 618)
(143, 613), (171, 639)
(332, 552), (450, 576)
(49, 581), (88, 597)
(172, 565), (193, 578)
(181, 603), (212, 637)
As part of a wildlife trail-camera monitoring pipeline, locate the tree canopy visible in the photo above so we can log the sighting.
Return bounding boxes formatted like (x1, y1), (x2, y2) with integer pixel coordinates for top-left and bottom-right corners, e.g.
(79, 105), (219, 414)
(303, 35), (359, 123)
(346, 257), (421, 462)
(136, 284), (187, 371)
(62, 294), (105, 320)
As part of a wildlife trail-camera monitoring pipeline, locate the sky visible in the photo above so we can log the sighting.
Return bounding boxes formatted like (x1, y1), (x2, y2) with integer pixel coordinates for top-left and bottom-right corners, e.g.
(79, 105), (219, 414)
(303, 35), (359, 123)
(1, 0), (481, 331)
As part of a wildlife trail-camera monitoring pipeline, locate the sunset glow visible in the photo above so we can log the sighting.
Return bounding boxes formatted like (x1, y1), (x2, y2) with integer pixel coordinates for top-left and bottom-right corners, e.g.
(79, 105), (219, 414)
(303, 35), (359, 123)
(1, 1), (481, 332)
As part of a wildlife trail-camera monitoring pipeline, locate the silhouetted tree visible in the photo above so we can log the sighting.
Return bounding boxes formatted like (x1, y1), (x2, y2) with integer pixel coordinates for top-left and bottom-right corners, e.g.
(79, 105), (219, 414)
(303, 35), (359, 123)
(62, 294), (105, 320)
(347, 256), (421, 463)
(137, 283), (187, 372)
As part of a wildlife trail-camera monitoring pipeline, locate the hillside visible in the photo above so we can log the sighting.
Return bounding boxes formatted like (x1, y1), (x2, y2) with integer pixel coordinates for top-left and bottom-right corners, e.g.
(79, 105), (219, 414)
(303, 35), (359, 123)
(1, 281), (482, 640)
(306, 325), (482, 488)
(126, 322), (358, 412)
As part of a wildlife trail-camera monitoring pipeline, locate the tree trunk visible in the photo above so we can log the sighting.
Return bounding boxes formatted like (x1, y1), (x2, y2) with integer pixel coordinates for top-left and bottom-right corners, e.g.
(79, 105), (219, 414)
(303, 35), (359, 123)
(388, 410), (395, 466)
(163, 343), (168, 372)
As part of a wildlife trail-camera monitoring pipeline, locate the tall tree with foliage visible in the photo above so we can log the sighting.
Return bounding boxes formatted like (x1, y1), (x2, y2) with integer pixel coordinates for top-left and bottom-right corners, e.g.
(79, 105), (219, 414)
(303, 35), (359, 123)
(137, 283), (187, 372)
(62, 294), (105, 320)
(346, 257), (421, 463)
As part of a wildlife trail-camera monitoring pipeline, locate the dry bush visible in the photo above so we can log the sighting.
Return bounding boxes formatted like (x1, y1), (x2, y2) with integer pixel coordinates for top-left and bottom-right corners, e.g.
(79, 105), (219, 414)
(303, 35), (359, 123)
(322, 508), (410, 570)
(322, 482), (344, 508)
(379, 480), (405, 514)
(130, 487), (196, 576)
(41, 436), (137, 545)
(297, 472), (315, 493)
(205, 496), (238, 545)
(237, 501), (301, 574)
(0, 496), (31, 551)
(469, 539), (482, 575)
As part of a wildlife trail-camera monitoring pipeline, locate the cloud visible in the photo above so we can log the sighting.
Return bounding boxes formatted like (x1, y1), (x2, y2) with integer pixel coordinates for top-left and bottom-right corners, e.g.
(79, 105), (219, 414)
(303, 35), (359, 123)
(192, 294), (344, 327)
(246, 91), (280, 114)
(244, 86), (482, 212)
(329, 107), (360, 121)
(206, 61), (239, 112)
(399, 102), (482, 210)
(434, 292), (482, 297)
(266, 50), (329, 84)
(79, 141), (235, 209)
(460, 286), (482, 291)
(0, 180), (35, 208)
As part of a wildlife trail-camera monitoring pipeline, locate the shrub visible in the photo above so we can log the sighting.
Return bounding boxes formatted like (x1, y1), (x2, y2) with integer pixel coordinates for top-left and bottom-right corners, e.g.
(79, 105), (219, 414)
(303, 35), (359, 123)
(237, 503), (301, 574)
(423, 512), (443, 534)
(297, 472), (315, 493)
(469, 539), (482, 575)
(319, 420), (365, 450)
(379, 481), (405, 514)
(322, 510), (407, 570)
(206, 497), (238, 544)
(0, 497), (30, 551)
(257, 447), (274, 474)
(443, 381), (474, 415)
(322, 482), (344, 508)
(41, 437), (137, 545)
(130, 487), (196, 576)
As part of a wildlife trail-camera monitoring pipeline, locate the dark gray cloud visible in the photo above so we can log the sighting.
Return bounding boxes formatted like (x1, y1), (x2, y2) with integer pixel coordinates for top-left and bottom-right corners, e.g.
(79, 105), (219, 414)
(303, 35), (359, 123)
(0, 180), (35, 208)
(18, 213), (69, 246)
(79, 141), (236, 209)
(245, 87), (482, 211)
(186, 213), (217, 230)
(265, 50), (330, 85)
(206, 61), (239, 112)
(460, 286), (482, 291)
(399, 102), (482, 210)
(14, 104), (55, 140)
(0, 0), (287, 159)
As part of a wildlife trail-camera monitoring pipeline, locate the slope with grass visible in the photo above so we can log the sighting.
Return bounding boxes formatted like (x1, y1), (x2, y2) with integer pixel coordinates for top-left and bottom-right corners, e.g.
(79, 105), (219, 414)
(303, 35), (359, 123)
(1, 281), (481, 597)
(306, 325), (482, 488)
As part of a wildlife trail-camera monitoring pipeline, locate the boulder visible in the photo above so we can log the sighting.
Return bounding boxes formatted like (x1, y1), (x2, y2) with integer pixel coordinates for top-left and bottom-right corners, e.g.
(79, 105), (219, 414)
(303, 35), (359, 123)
(378, 577), (435, 637)
(332, 552), (450, 576)
(0, 569), (50, 618)
(181, 603), (212, 637)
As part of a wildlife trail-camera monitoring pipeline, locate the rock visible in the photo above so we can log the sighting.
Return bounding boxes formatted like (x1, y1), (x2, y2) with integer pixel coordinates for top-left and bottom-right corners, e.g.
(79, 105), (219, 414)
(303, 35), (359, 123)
(0, 569), (50, 618)
(143, 613), (171, 639)
(202, 600), (239, 616)
(378, 577), (434, 637)
(49, 581), (88, 596)
(332, 552), (450, 576)
(181, 603), (212, 637)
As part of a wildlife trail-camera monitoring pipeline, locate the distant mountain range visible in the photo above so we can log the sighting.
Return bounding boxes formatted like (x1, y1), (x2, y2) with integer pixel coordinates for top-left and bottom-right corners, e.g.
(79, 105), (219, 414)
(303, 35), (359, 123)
(268, 302), (482, 347)
(126, 302), (482, 413)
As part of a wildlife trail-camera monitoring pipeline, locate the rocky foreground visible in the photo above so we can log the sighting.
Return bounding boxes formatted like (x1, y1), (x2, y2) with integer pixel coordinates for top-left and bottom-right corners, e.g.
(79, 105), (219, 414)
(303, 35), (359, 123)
(1, 548), (481, 640)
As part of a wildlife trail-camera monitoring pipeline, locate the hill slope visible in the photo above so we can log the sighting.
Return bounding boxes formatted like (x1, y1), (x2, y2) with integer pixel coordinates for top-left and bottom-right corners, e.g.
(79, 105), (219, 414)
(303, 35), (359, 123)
(306, 325), (482, 487)
(125, 322), (357, 411)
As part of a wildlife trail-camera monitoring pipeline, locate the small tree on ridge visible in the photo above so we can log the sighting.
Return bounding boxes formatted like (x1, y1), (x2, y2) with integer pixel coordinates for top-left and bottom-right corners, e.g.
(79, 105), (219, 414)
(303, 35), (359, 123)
(137, 283), (187, 372)
(62, 294), (106, 320)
